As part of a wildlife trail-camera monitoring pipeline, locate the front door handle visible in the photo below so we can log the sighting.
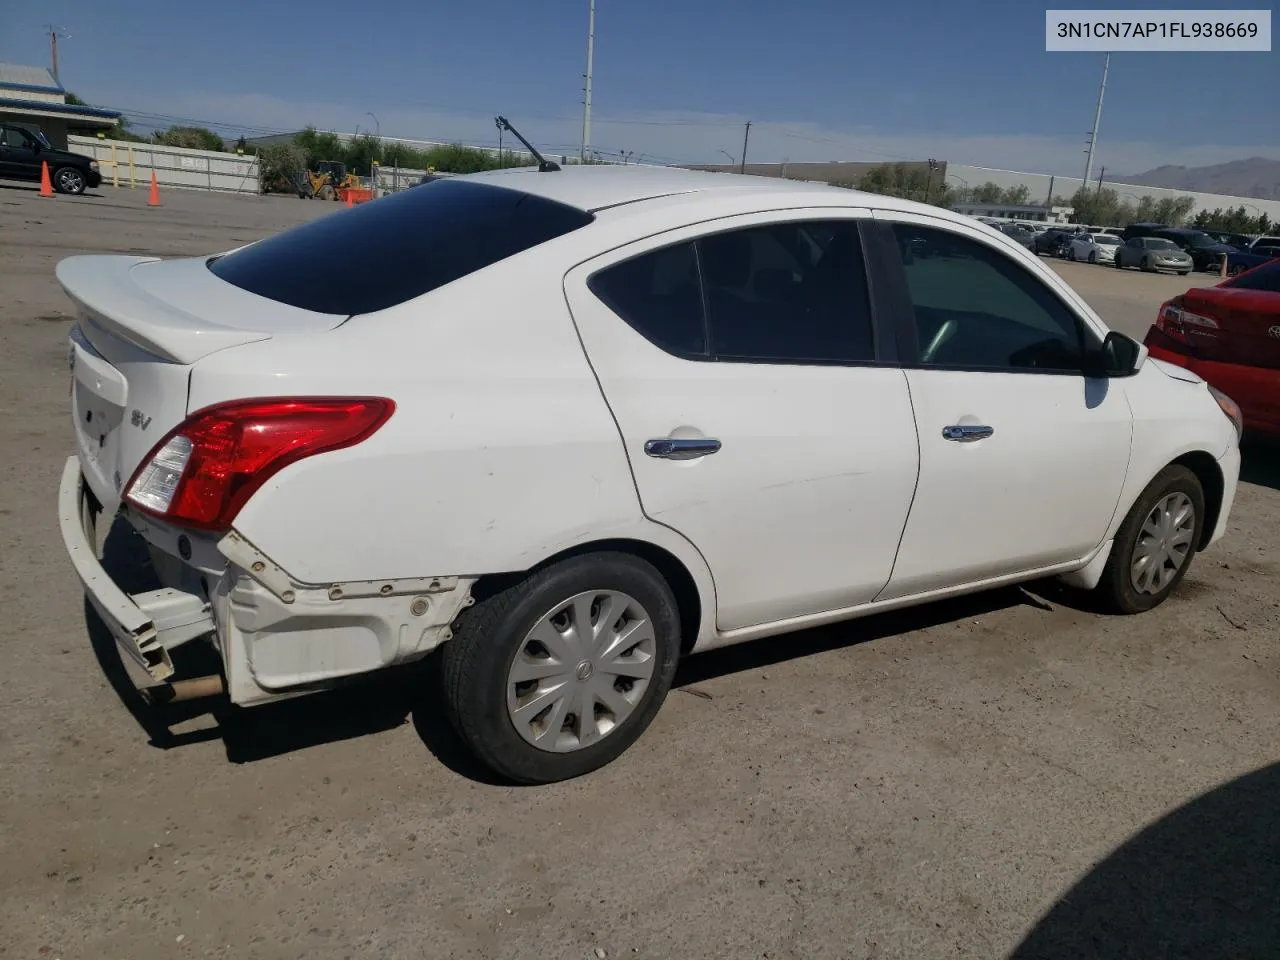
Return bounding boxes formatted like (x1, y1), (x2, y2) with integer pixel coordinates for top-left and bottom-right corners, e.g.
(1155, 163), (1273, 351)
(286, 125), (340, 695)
(644, 437), (722, 460)
(942, 425), (994, 442)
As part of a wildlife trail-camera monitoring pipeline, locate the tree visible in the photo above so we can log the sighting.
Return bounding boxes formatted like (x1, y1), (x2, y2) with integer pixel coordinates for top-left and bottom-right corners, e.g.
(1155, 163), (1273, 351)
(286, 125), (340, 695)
(256, 142), (306, 195)
(154, 126), (225, 152)
(999, 184), (1030, 205)
(970, 181), (1005, 203)
(1190, 206), (1272, 235)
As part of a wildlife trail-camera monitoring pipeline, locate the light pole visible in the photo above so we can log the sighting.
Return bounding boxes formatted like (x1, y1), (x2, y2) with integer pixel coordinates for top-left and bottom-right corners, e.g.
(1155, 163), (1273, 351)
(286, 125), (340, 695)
(581, 0), (596, 161)
(1083, 52), (1110, 188)
(718, 149), (737, 167)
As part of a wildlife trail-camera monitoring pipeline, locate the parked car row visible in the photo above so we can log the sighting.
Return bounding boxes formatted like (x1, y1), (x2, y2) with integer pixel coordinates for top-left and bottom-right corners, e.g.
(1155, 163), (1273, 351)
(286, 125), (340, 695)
(1010, 219), (1279, 278)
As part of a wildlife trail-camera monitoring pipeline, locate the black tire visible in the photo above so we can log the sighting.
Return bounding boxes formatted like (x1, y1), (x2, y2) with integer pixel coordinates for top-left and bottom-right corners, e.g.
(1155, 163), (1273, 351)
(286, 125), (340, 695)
(1114, 257), (1124, 269)
(1140, 256), (1153, 273)
(1089, 252), (1097, 264)
(1178, 270), (1190, 276)
(1095, 465), (1205, 615)
(1068, 247), (1076, 261)
(53, 166), (86, 195)
(441, 552), (682, 784)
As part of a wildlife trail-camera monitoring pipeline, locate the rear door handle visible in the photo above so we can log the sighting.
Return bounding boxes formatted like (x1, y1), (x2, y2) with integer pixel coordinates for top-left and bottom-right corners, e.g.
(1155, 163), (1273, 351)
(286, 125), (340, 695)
(644, 437), (722, 460)
(942, 425), (994, 442)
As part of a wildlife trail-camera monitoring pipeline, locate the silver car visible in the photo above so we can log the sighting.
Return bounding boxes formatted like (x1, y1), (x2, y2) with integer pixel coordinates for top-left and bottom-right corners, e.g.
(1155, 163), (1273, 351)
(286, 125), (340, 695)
(1114, 237), (1193, 275)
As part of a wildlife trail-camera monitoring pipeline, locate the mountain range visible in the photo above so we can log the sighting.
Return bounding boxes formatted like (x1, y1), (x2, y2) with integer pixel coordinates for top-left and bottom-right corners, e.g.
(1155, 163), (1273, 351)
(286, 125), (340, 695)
(1115, 157), (1280, 201)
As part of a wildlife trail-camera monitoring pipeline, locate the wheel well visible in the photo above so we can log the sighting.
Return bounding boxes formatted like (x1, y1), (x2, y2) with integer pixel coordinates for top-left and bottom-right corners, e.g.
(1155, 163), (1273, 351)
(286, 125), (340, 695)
(472, 539), (704, 656)
(1172, 451), (1225, 549)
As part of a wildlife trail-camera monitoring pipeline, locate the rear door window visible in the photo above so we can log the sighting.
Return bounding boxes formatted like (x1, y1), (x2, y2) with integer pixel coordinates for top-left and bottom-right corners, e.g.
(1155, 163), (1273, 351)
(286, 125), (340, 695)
(587, 242), (706, 355)
(208, 179), (594, 315)
(699, 221), (875, 363)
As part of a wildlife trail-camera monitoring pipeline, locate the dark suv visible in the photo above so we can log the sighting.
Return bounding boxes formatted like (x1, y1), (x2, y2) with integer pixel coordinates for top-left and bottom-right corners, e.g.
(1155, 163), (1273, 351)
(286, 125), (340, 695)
(0, 124), (101, 194)
(1151, 227), (1238, 272)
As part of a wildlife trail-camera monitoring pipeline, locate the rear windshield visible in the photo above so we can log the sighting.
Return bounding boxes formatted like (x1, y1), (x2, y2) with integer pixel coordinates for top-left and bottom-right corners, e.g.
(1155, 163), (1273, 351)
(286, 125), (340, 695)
(1224, 259), (1280, 292)
(208, 179), (594, 315)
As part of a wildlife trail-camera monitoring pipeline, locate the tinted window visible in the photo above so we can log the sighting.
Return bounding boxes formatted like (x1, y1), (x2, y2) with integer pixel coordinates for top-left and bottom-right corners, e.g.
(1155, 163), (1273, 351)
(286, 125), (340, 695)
(699, 221), (874, 362)
(209, 179), (594, 315)
(0, 126), (34, 148)
(890, 223), (1087, 372)
(1224, 259), (1280, 292)
(588, 242), (706, 355)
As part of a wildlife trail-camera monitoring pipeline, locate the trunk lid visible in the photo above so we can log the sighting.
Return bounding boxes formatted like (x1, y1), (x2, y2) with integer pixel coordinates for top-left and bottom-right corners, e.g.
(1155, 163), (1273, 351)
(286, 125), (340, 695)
(58, 254), (347, 512)
(1179, 286), (1280, 369)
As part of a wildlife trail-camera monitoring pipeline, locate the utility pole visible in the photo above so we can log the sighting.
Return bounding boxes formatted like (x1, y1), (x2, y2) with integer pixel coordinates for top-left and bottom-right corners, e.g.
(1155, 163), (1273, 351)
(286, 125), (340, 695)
(580, 0), (596, 162)
(1096, 166), (1106, 200)
(739, 121), (751, 174)
(1083, 52), (1110, 188)
(1046, 174), (1056, 209)
(496, 117), (504, 165)
(45, 25), (69, 85)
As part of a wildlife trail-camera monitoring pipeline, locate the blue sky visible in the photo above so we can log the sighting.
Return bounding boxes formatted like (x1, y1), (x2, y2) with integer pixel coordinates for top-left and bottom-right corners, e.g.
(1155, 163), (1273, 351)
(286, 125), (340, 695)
(4, 0), (1276, 174)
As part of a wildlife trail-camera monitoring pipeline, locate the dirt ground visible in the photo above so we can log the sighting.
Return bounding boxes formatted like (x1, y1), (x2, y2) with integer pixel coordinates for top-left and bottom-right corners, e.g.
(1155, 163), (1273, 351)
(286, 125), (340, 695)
(2, 182), (1277, 960)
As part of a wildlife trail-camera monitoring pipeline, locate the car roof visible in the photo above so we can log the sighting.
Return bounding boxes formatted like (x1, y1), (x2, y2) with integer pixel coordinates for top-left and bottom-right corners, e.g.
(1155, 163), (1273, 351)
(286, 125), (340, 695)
(460, 164), (954, 219)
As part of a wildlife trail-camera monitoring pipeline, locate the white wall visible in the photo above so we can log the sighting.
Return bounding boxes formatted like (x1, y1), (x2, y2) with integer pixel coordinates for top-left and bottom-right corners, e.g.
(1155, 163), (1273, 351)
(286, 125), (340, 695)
(69, 135), (261, 195)
(946, 163), (1280, 222)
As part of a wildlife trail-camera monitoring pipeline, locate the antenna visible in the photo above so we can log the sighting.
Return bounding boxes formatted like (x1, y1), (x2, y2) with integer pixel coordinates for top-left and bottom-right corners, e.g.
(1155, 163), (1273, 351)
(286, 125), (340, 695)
(495, 117), (561, 172)
(45, 24), (71, 85)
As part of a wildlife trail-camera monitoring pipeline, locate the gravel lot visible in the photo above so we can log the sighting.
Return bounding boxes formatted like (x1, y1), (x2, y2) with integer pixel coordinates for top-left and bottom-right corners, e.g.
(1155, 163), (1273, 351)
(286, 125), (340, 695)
(2, 183), (1277, 960)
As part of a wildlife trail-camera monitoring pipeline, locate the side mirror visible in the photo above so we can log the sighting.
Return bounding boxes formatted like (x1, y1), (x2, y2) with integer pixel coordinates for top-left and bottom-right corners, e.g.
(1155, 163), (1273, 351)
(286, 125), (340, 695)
(1085, 330), (1146, 378)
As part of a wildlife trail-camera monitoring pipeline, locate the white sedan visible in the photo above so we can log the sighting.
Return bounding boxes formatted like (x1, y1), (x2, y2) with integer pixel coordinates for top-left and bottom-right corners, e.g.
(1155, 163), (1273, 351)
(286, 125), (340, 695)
(1068, 232), (1123, 264)
(57, 166), (1242, 783)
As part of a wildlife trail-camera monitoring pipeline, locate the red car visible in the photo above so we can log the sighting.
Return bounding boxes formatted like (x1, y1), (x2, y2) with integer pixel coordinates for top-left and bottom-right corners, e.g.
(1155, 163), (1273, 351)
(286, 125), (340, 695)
(1144, 259), (1280, 438)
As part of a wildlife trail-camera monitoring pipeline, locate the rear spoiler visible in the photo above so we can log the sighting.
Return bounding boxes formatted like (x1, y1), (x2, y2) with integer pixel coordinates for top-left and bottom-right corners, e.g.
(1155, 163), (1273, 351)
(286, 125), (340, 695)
(56, 255), (344, 365)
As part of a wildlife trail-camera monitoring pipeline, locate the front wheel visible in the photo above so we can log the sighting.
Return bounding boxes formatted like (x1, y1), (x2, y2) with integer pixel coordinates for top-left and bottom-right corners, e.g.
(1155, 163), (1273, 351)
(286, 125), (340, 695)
(53, 166), (86, 195)
(1089, 252), (1097, 264)
(1095, 465), (1205, 614)
(441, 552), (682, 784)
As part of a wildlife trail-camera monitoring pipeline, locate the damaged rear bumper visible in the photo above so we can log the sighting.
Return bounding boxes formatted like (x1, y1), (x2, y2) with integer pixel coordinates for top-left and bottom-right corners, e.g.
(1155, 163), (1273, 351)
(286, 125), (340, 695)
(58, 456), (212, 681)
(59, 456), (476, 705)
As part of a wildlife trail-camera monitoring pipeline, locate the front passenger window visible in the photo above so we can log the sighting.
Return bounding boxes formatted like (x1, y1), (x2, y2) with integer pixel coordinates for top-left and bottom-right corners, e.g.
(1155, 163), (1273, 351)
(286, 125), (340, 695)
(889, 223), (1088, 373)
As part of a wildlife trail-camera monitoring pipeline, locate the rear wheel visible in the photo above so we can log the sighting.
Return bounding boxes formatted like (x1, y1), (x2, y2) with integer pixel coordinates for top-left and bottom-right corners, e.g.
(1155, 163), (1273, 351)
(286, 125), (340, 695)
(1140, 256), (1153, 272)
(1095, 465), (1204, 614)
(54, 166), (86, 195)
(1088, 252), (1097, 264)
(441, 552), (682, 784)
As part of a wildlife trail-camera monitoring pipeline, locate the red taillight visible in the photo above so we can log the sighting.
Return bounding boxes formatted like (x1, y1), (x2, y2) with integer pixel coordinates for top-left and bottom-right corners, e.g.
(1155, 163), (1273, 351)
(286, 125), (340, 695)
(125, 397), (394, 531)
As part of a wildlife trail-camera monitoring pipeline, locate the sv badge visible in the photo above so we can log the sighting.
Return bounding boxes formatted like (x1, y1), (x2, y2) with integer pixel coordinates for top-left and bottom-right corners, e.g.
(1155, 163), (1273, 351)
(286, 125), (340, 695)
(130, 409), (152, 430)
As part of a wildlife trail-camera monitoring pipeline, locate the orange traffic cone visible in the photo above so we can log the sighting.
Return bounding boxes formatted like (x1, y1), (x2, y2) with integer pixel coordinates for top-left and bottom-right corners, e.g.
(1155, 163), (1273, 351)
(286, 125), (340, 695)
(39, 161), (54, 198)
(147, 171), (161, 207)
(344, 189), (353, 209)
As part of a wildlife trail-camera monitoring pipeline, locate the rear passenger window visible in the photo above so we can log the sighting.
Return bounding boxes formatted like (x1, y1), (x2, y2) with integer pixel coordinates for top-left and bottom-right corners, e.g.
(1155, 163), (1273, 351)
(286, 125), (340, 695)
(588, 242), (706, 355)
(699, 222), (874, 363)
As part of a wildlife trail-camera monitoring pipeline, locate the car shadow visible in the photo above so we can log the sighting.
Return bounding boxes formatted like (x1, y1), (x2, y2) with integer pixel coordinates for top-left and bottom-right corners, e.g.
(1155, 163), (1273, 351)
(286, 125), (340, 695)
(1011, 760), (1280, 959)
(1240, 441), (1280, 492)
(87, 513), (1056, 786)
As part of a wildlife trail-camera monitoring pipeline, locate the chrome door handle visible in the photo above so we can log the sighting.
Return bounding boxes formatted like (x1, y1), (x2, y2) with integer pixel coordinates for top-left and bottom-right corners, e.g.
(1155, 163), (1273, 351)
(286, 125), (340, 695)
(644, 437), (722, 460)
(942, 425), (994, 442)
